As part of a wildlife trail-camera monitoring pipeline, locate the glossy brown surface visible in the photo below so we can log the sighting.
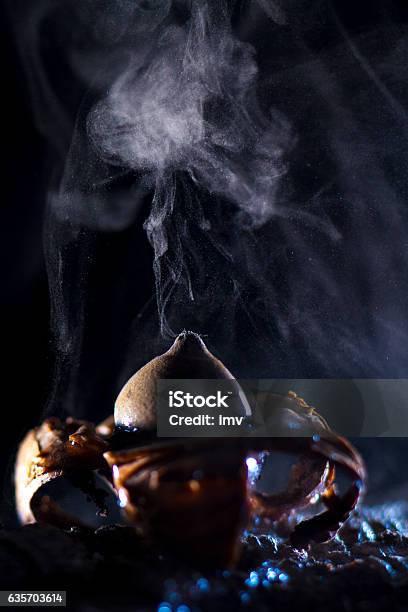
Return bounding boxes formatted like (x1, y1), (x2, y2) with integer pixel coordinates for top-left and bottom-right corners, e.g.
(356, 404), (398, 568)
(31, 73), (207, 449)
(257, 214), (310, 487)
(105, 441), (249, 567)
(15, 417), (109, 526)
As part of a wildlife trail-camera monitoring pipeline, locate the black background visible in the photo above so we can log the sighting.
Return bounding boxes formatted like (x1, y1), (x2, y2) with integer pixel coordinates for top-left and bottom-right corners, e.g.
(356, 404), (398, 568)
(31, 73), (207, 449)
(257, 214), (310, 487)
(1, 0), (408, 523)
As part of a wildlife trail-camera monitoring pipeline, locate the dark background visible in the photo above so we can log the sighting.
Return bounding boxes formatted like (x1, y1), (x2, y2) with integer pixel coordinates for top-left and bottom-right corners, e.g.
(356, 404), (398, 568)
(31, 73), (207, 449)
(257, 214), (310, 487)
(1, 0), (408, 523)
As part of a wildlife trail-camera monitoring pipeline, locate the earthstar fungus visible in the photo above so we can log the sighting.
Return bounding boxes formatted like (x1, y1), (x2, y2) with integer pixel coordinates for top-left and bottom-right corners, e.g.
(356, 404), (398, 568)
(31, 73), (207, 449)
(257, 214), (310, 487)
(15, 332), (366, 566)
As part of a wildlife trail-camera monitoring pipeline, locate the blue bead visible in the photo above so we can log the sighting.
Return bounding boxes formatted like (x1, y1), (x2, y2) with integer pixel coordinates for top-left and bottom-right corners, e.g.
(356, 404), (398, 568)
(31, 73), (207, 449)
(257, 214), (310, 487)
(279, 572), (290, 583)
(196, 578), (210, 593)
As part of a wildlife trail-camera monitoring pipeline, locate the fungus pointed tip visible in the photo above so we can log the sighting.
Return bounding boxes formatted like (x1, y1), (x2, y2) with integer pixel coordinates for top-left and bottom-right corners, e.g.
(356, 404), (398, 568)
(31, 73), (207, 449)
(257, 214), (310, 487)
(170, 330), (207, 354)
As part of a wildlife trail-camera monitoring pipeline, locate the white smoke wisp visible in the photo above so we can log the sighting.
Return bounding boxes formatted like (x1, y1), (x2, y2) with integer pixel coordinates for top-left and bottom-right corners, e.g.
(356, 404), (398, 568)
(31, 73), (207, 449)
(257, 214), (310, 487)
(7, 0), (408, 416)
(87, 2), (293, 335)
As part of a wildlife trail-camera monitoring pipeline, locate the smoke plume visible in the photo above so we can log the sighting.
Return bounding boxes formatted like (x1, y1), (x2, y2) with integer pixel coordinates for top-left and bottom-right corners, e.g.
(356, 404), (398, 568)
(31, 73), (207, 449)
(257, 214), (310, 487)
(6, 0), (408, 419)
(87, 2), (292, 335)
